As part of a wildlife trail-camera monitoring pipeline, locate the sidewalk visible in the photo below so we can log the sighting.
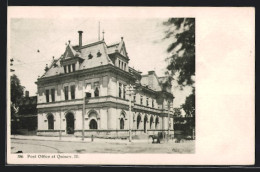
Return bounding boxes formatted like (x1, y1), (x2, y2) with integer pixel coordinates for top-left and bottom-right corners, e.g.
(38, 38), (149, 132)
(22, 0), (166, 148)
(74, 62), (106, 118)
(11, 135), (152, 144)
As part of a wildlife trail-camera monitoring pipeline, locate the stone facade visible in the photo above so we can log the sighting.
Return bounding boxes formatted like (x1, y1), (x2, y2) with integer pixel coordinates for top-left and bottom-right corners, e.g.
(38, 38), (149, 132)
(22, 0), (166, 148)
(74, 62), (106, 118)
(36, 31), (174, 138)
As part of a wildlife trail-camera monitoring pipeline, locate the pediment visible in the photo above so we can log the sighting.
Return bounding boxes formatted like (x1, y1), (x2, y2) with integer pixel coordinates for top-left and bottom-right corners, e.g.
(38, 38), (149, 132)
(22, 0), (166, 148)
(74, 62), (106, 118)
(64, 45), (76, 59)
(119, 43), (128, 57)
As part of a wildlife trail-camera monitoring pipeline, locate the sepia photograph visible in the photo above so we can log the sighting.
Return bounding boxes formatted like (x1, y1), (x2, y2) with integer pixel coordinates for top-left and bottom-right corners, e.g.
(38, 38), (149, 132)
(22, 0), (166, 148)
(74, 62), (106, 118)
(10, 17), (195, 154)
(7, 7), (254, 165)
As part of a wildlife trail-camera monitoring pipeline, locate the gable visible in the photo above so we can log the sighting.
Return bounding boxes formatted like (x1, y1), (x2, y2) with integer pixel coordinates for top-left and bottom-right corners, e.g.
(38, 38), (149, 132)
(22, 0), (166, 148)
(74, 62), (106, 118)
(119, 43), (127, 57)
(64, 45), (76, 59)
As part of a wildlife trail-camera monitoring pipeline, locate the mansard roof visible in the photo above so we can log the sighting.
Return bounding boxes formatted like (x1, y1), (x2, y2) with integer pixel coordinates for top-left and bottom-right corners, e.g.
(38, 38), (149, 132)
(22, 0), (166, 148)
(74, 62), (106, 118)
(41, 40), (114, 78)
(39, 34), (172, 96)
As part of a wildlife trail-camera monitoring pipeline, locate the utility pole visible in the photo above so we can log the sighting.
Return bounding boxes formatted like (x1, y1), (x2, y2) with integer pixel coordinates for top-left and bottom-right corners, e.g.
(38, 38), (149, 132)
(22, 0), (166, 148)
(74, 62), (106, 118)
(82, 92), (85, 141)
(126, 81), (140, 142)
(10, 58), (15, 72)
(128, 84), (133, 142)
(167, 101), (170, 142)
(59, 108), (62, 140)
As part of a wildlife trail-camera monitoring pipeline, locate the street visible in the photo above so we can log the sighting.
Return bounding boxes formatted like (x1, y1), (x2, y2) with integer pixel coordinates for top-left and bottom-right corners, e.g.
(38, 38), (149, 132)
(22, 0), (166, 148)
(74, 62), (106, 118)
(11, 138), (195, 154)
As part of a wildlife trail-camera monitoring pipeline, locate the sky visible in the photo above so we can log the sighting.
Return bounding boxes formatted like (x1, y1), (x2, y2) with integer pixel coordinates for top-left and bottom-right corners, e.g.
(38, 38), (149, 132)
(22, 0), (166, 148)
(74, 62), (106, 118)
(10, 18), (192, 108)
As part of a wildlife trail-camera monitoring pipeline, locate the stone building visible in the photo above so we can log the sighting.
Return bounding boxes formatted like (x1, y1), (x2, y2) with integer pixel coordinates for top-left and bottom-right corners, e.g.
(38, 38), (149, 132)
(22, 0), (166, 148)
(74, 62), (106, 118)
(36, 31), (174, 138)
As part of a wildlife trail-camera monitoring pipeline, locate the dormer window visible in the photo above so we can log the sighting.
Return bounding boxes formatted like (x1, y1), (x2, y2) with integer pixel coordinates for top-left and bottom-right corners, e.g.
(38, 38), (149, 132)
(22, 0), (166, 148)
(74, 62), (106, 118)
(72, 64), (75, 72)
(63, 63), (76, 74)
(68, 65), (71, 73)
(64, 66), (67, 73)
(88, 53), (93, 59)
(97, 51), (102, 57)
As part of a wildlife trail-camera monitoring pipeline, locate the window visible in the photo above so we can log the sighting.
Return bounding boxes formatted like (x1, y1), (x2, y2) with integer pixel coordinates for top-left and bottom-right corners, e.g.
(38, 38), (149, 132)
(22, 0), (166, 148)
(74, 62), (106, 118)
(120, 118), (124, 130)
(70, 85), (75, 100)
(68, 65), (71, 73)
(45, 89), (49, 103)
(133, 94), (136, 103)
(64, 86), (69, 100)
(152, 99), (154, 108)
(72, 64), (75, 72)
(89, 119), (97, 129)
(51, 88), (55, 102)
(85, 83), (92, 98)
(123, 85), (126, 99)
(144, 115), (148, 132)
(118, 60), (121, 68)
(146, 98), (149, 106)
(155, 117), (159, 129)
(124, 63), (126, 70)
(150, 116), (153, 129)
(119, 83), (122, 98)
(140, 96), (143, 105)
(94, 82), (99, 97)
(47, 114), (54, 130)
(88, 53), (93, 59)
(137, 115), (141, 129)
(97, 51), (102, 57)
(64, 66), (67, 73)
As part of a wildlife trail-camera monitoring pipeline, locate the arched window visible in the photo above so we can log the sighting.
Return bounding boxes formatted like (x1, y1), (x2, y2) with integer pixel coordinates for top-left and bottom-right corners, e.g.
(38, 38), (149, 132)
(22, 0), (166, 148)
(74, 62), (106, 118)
(144, 115), (148, 133)
(120, 118), (124, 129)
(47, 114), (54, 130)
(94, 87), (99, 97)
(123, 85), (126, 99)
(155, 117), (159, 129)
(119, 83), (122, 98)
(137, 115), (141, 129)
(150, 116), (154, 129)
(89, 119), (98, 129)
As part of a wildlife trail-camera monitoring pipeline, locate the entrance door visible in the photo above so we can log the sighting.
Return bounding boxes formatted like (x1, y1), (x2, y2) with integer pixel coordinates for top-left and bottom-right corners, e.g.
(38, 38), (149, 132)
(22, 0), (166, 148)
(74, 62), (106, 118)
(89, 119), (98, 129)
(66, 113), (74, 134)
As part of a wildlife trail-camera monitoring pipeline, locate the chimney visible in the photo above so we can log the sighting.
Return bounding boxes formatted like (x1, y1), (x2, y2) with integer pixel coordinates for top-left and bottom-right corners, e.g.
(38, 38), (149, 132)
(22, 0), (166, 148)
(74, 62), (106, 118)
(148, 71), (155, 89)
(25, 91), (29, 98)
(78, 31), (83, 47)
(148, 71), (155, 75)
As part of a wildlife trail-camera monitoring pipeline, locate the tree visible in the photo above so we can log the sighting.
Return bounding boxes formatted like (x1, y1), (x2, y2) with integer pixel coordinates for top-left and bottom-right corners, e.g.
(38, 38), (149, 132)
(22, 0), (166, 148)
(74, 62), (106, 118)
(181, 88), (195, 117)
(173, 108), (182, 117)
(163, 18), (195, 118)
(11, 74), (24, 119)
(163, 18), (195, 87)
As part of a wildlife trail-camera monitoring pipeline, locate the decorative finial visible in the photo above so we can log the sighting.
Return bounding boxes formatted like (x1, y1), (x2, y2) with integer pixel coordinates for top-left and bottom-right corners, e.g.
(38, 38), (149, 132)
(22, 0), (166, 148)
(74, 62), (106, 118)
(121, 37), (123, 40)
(102, 30), (105, 41)
(68, 40), (71, 44)
(44, 64), (49, 72)
(53, 56), (55, 60)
